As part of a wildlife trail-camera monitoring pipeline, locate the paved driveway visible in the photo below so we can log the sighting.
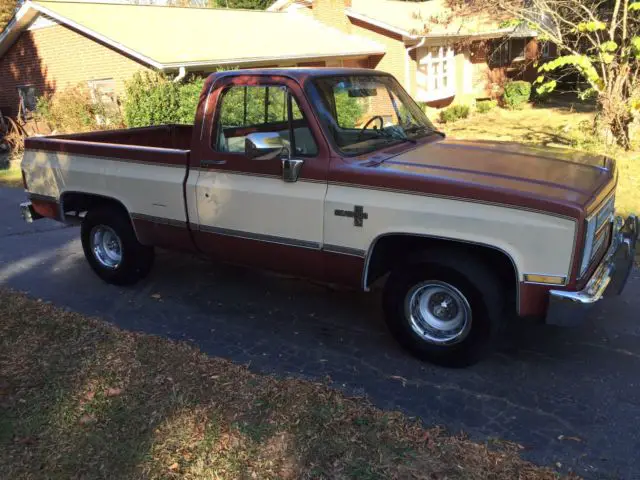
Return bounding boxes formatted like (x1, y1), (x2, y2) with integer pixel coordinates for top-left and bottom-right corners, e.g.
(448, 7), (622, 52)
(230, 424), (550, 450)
(1, 186), (639, 479)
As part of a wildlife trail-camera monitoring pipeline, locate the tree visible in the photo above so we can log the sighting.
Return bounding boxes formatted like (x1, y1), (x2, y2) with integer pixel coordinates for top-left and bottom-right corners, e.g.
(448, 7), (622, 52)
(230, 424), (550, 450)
(0, 0), (18, 33)
(448, 0), (640, 148)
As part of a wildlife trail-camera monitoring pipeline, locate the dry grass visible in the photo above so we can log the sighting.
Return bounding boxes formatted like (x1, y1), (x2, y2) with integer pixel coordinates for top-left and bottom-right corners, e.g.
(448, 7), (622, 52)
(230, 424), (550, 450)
(440, 104), (640, 217)
(0, 157), (22, 188)
(0, 289), (571, 480)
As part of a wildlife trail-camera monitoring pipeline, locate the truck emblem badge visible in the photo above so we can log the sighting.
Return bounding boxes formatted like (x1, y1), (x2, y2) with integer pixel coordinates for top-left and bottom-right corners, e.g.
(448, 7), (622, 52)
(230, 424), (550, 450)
(334, 205), (369, 227)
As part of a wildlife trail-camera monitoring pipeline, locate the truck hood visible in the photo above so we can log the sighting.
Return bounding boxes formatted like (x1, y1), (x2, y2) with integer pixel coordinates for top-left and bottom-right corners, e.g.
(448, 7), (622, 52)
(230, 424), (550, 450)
(372, 138), (615, 215)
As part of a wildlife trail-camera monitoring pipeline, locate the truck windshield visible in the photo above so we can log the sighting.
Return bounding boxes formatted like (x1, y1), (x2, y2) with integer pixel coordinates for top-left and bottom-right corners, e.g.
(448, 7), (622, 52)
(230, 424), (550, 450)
(311, 75), (438, 156)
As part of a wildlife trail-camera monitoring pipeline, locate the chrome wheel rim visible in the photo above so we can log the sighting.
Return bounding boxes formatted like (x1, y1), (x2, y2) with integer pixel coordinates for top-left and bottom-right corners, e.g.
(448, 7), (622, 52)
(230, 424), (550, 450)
(90, 225), (123, 269)
(404, 281), (472, 345)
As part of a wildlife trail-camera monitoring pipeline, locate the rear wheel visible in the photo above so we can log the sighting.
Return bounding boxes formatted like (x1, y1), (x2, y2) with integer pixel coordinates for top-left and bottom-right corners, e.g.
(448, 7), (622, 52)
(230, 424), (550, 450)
(383, 251), (505, 367)
(81, 207), (154, 285)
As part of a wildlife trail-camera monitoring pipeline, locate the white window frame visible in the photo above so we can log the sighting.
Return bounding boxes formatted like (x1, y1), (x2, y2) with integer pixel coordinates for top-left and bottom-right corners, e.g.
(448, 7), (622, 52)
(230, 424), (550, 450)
(541, 41), (551, 58)
(417, 46), (456, 102)
(17, 84), (37, 119)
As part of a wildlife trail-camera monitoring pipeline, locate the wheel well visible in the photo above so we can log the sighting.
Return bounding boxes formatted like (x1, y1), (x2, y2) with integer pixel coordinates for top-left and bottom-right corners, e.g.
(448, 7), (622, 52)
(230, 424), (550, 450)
(365, 235), (518, 301)
(60, 192), (130, 219)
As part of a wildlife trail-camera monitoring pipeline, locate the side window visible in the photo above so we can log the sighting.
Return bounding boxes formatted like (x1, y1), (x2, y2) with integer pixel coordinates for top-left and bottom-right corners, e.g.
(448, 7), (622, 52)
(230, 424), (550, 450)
(17, 85), (37, 118)
(87, 78), (119, 125)
(214, 84), (318, 157)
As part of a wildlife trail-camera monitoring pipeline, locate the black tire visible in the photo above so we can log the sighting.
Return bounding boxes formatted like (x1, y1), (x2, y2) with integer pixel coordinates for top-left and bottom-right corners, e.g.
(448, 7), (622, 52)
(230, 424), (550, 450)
(81, 206), (154, 286)
(383, 250), (505, 367)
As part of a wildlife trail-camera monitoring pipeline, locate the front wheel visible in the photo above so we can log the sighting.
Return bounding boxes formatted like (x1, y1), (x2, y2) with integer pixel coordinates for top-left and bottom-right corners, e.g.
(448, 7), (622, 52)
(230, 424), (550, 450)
(81, 207), (154, 286)
(383, 253), (505, 367)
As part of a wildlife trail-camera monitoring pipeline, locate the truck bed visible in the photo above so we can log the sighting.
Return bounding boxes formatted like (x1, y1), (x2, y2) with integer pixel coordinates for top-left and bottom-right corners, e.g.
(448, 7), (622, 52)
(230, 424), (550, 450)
(22, 125), (194, 242)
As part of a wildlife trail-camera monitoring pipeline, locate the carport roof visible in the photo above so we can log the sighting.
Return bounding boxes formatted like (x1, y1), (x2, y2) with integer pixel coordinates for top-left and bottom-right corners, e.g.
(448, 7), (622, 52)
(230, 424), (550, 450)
(0, 0), (385, 71)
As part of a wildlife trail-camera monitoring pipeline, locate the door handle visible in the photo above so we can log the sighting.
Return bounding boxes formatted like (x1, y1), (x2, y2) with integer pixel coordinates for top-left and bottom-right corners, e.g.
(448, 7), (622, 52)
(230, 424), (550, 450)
(282, 158), (304, 183)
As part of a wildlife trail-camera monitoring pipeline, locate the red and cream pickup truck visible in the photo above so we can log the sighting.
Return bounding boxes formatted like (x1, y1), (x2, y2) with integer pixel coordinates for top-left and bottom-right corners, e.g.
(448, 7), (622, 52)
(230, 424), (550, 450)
(20, 68), (638, 366)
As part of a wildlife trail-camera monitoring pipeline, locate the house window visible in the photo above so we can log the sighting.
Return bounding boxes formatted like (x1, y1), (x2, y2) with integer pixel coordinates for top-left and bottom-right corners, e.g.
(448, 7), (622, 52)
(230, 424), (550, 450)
(489, 38), (529, 66)
(88, 79), (119, 123)
(88, 79), (117, 106)
(488, 39), (510, 67)
(17, 85), (37, 115)
(541, 41), (551, 58)
(418, 46), (455, 99)
(510, 38), (526, 61)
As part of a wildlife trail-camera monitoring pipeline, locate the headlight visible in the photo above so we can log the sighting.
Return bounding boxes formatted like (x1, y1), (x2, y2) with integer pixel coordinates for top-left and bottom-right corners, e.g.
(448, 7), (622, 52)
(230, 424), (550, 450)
(580, 195), (615, 276)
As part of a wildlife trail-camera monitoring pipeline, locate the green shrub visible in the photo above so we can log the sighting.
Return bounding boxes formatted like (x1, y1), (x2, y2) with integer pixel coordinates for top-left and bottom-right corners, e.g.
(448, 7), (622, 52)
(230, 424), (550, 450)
(438, 104), (470, 123)
(476, 99), (497, 114)
(334, 90), (365, 128)
(36, 84), (123, 133)
(502, 81), (532, 110)
(123, 72), (205, 127)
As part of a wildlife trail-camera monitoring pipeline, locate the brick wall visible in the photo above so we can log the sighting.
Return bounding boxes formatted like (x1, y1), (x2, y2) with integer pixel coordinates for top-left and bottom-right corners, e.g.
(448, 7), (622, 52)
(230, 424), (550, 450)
(0, 22), (151, 117)
(313, 0), (352, 33)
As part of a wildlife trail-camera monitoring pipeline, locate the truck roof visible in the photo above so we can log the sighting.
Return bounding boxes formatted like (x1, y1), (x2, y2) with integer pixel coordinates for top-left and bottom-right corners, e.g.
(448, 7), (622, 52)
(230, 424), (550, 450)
(209, 67), (390, 83)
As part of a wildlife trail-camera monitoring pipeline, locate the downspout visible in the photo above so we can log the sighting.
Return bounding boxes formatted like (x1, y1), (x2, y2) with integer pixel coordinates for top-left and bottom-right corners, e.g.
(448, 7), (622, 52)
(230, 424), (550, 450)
(173, 66), (187, 83)
(405, 37), (426, 96)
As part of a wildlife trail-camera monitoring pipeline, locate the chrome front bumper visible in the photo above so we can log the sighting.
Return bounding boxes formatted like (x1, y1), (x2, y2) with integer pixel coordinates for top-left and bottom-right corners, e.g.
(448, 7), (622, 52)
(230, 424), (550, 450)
(547, 215), (638, 326)
(20, 201), (42, 223)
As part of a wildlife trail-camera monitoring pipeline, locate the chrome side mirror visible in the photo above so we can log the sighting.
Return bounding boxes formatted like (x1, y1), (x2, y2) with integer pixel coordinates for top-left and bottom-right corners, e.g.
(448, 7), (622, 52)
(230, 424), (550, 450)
(245, 132), (285, 160)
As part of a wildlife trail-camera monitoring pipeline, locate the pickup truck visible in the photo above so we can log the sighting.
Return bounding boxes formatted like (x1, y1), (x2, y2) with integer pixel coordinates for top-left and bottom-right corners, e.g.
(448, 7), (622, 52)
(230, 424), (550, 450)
(20, 68), (638, 366)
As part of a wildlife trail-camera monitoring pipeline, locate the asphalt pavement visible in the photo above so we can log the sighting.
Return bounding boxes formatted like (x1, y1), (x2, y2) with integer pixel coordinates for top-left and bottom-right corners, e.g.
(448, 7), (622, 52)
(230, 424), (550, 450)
(1, 186), (639, 479)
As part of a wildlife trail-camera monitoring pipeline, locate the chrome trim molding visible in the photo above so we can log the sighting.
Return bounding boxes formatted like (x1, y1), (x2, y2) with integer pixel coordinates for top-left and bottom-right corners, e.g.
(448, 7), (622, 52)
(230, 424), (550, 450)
(197, 224), (322, 250)
(323, 244), (366, 257)
(579, 191), (616, 280)
(130, 213), (187, 229)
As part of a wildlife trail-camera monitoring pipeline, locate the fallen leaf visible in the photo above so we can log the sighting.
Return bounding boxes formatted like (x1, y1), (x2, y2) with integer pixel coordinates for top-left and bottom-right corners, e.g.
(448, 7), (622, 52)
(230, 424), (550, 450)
(85, 391), (95, 401)
(79, 414), (96, 425)
(105, 387), (122, 397)
(14, 436), (36, 445)
(169, 462), (179, 471)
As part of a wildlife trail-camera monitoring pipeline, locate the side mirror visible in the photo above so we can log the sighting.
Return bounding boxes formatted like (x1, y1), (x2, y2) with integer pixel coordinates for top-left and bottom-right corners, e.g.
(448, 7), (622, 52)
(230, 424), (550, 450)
(245, 132), (286, 160)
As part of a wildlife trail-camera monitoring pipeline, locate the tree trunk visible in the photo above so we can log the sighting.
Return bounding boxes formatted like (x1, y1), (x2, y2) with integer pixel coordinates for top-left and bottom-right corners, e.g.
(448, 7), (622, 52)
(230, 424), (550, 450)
(598, 95), (633, 150)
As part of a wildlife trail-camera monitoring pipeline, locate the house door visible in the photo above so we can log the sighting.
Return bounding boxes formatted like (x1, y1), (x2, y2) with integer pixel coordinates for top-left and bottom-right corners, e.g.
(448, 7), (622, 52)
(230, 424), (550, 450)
(192, 75), (330, 278)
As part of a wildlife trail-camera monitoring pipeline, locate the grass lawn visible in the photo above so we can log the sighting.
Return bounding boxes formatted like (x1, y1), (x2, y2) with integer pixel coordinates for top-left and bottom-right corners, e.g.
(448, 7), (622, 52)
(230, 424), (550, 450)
(0, 156), (22, 188)
(439, 104), (640, 217)
(0, 289), (568, 480)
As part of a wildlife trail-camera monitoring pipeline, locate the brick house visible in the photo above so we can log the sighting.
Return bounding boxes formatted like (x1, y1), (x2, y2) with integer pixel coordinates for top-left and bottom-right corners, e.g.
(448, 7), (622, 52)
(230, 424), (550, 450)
(0, 0), (547, 121)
